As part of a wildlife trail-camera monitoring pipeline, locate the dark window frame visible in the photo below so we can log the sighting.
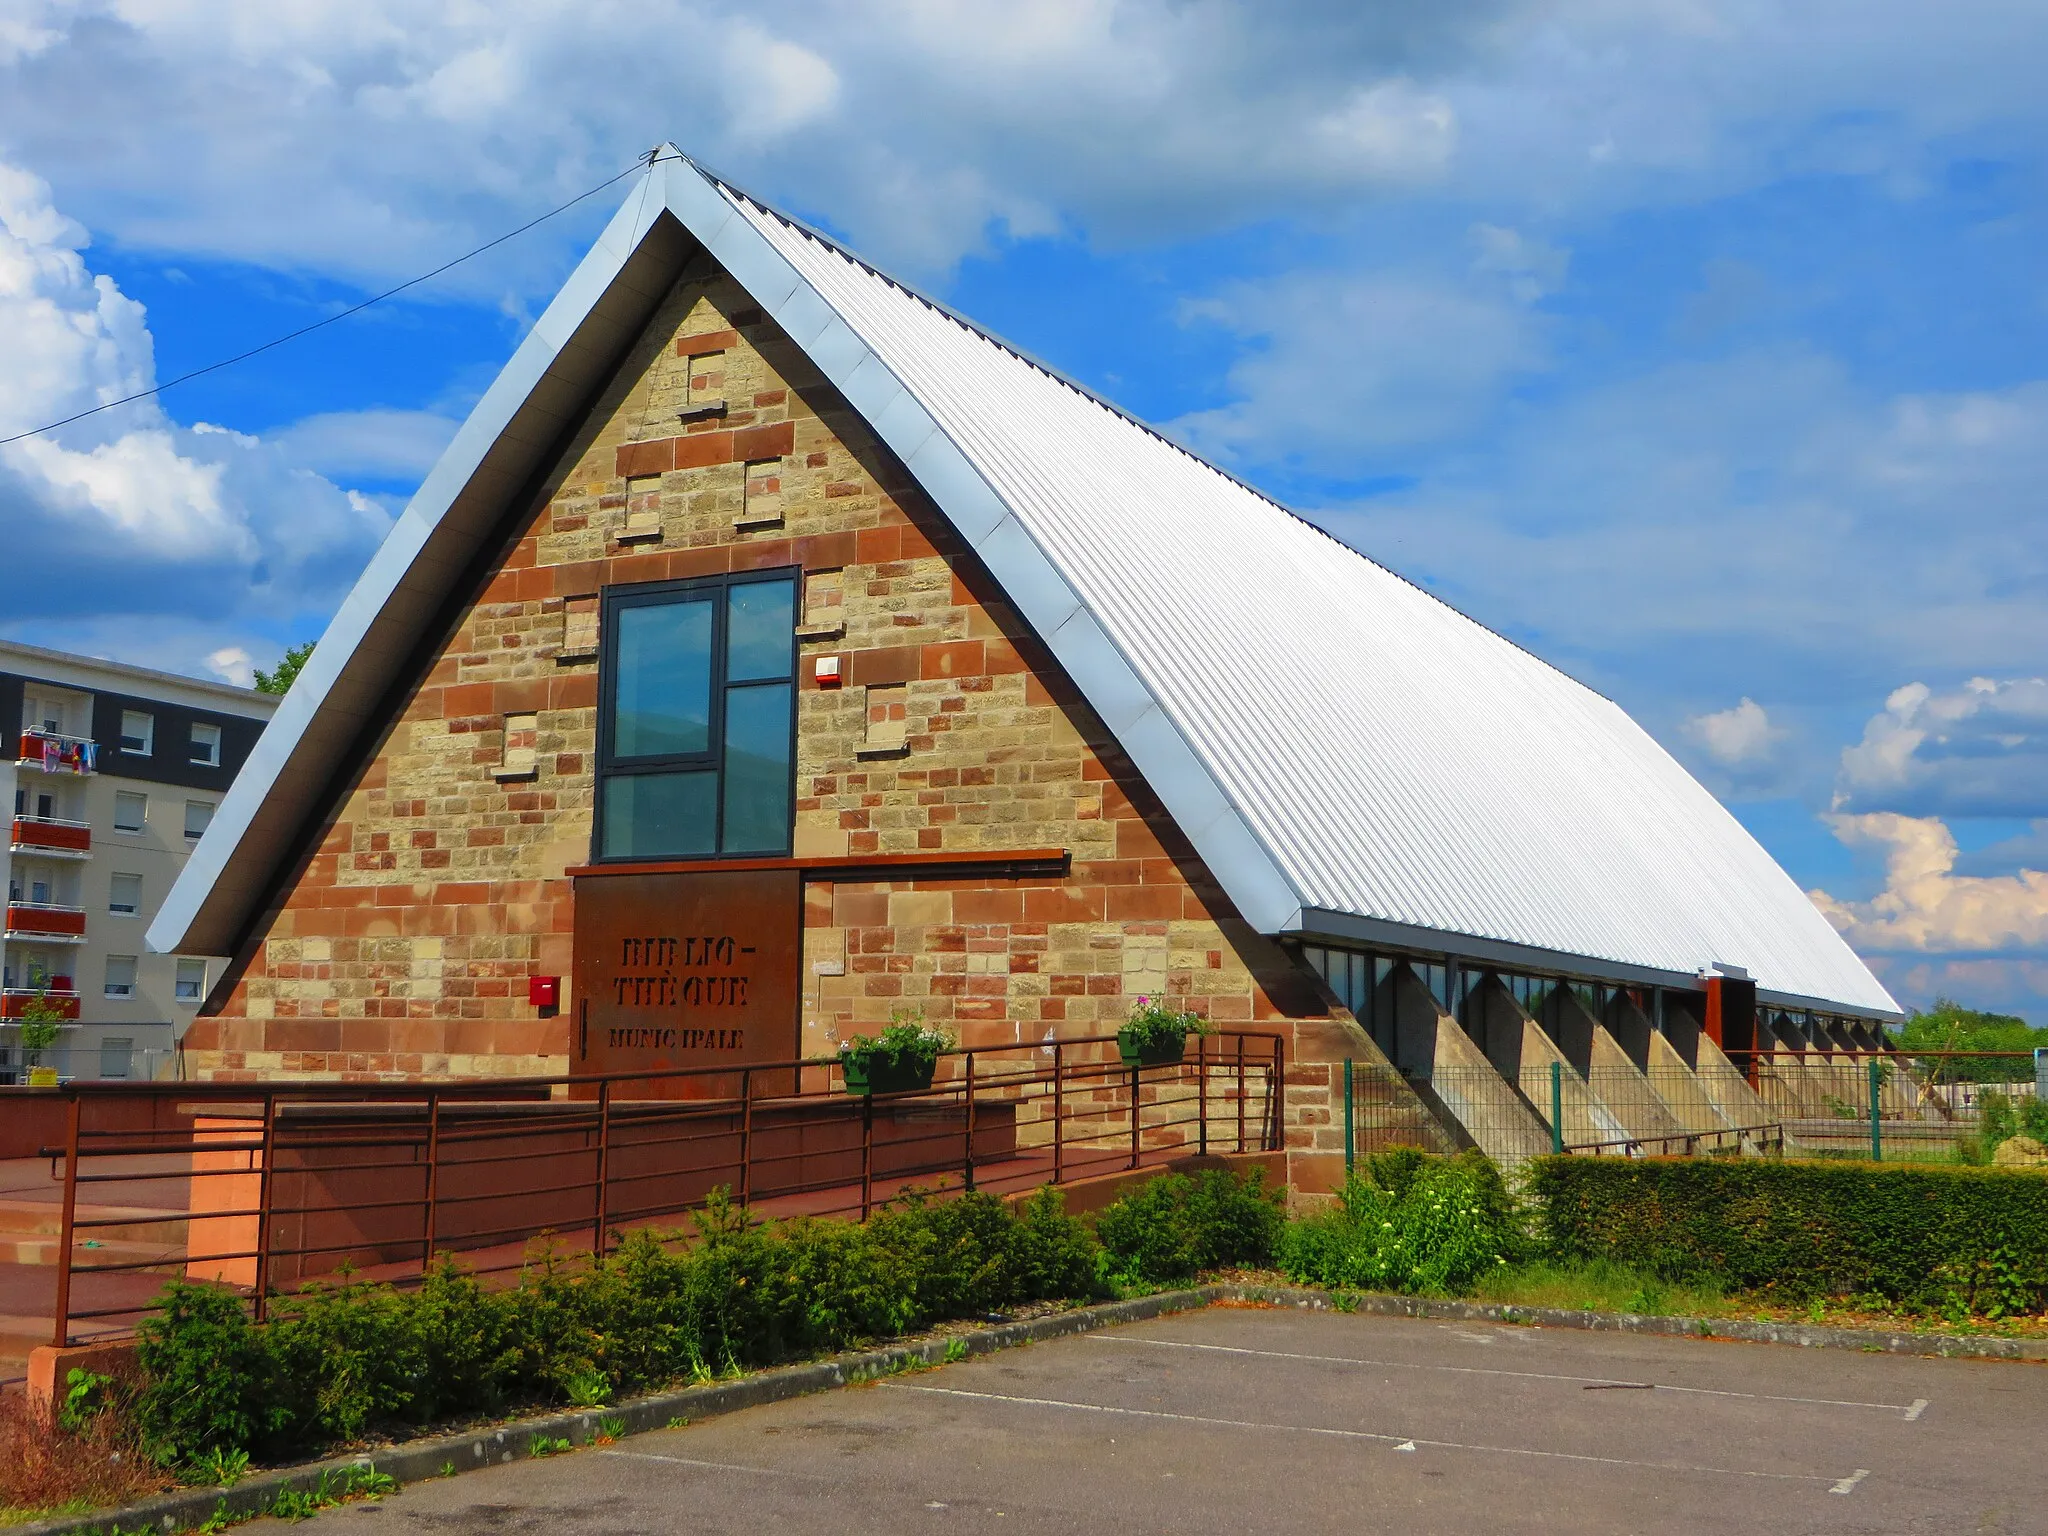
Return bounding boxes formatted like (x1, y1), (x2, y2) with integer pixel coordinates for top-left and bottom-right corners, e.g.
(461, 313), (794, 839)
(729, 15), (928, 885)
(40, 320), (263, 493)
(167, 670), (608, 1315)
(593, 566), (799, 863)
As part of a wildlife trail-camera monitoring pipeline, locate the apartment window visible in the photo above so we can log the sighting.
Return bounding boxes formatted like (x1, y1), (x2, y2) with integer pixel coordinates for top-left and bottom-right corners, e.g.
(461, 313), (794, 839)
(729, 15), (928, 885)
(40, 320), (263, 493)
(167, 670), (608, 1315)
(190, 721), (222, 767)
(120, 710), (154, 755)
(175, 958), (207, 1004)
(184, 800), (214, 839)
(104, 954), (137, 999)
(597, 571), (796, 860)
(109, 873), (143, 916)
(98, 1037), (133, 1080)
(113, 791), (147, 833)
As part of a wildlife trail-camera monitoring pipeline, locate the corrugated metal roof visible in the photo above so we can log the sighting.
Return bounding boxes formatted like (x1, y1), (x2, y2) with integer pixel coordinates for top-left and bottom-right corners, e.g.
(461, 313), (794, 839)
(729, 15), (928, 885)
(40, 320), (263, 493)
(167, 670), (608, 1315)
(719, 186), (1897, 1017)
(152, 151), (1896, 1018)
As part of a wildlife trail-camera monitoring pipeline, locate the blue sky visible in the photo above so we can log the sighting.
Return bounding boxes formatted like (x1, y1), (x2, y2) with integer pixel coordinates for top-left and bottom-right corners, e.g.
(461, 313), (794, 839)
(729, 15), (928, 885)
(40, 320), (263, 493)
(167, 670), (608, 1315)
(3, 1), (2046, 1017)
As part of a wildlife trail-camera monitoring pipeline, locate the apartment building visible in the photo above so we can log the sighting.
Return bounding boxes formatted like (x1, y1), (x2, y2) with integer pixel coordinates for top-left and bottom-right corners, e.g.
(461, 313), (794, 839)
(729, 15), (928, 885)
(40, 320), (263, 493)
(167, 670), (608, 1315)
(2, 640), (276, 1081)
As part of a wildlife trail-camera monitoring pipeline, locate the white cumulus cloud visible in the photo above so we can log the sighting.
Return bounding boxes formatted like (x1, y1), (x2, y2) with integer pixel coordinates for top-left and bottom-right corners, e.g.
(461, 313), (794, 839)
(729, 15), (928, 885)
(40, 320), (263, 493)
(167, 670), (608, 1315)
(1810, 812), (2048, 955)
(0, 158), (389, 674)
(1686, 697), (1781, 767)
(1836, 677), (2048, 818)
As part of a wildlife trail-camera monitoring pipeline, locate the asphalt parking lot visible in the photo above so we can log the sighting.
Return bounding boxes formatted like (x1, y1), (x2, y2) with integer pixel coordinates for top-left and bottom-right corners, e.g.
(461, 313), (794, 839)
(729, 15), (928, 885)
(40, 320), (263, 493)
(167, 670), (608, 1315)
(256, 1306), (2045, 1535)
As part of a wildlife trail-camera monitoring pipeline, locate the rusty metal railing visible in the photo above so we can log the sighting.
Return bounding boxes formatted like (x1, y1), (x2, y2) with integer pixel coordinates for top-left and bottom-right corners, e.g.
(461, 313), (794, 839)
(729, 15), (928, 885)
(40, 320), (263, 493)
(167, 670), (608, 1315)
(35, 1031), (1284, 1347)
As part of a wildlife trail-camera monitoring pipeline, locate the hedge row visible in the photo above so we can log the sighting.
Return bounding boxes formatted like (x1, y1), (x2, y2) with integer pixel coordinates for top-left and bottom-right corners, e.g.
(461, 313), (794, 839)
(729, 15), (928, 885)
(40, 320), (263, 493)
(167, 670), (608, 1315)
(1529, 1156), (2048, 1315)
(132, 1171), (1283, 1470)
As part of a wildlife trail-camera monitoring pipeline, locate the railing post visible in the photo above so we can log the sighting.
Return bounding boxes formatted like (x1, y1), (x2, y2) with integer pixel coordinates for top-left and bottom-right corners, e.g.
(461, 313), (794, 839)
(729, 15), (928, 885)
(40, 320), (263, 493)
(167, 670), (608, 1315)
(1051, 1042), (1064, 1185)
(1343, 1058), (1354, 1180)
(1868, 1055), (1883, 1163)
(421, 1090), (442, 1267)
(860, 1091), (874, 1220)
(963, 1051), (977, 1192)
(592, 1079), (612, 1260)
(1271, 1036), (1285, 1152)
(253, 1093), (278, 1322)
(51, 1093), (79, 1347)
(1549, 1061), (1564, 1156)
(740, 1067), (754, 1207)
(1197, 1034), (1208, 1157)
(1129, 1063), (1141, 1170)
(1235, 1035), (1246, 1153)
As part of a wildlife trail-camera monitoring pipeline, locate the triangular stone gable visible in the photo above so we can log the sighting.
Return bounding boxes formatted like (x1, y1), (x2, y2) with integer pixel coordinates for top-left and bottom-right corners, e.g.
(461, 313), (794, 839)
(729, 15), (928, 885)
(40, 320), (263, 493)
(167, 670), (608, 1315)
(183, 248), (1356, 1094)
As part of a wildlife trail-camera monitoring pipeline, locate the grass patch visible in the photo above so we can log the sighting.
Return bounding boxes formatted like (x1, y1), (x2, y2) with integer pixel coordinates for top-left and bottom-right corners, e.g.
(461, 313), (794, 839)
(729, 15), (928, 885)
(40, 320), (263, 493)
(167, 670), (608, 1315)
(1468, 1258), (1728, 1318)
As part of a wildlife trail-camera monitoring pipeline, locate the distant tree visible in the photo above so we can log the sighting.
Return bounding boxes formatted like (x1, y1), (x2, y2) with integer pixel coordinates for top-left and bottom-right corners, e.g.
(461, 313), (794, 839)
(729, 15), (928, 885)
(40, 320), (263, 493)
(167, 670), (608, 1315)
(254, 642), (315, 696)
(1891, 997), (2047, 1083)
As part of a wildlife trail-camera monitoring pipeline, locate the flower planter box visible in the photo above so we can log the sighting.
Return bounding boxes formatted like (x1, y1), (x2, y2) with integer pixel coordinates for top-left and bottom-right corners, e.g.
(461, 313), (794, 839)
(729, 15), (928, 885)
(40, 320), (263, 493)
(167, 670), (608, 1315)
(1117, 1028), (1188, 1068)
(841, 1051), (938, 1096)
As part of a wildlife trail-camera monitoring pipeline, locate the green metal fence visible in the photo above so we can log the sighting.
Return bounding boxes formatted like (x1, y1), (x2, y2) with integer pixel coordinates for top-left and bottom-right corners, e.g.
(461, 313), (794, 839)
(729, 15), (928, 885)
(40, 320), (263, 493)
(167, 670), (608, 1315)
(1342, 1050), (2044, 1167)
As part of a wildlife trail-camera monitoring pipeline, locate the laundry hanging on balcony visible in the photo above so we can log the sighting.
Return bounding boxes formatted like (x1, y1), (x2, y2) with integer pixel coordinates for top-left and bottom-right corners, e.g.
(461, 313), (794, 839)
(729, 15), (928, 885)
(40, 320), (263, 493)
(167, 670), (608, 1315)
(35, 736), (96, 773)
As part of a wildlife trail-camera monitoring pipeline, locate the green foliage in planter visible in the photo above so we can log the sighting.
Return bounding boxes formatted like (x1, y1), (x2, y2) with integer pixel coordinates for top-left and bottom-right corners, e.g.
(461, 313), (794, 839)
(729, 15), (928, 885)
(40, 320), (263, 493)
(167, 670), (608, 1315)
(1117, 996), (1213, 1053)
(1277, 1148), (1526, 1296)
(16, 986), (66, 1058)
(839, 1008), (953, 1074)
(1529, 1155), (2048, 1317)
(1093, 1166), (1283, 1284)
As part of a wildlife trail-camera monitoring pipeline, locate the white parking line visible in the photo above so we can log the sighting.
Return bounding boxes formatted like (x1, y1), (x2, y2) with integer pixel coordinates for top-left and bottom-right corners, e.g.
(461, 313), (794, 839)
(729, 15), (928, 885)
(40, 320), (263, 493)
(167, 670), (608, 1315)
(885, 1383), (1861, 1490)
(598, 1449), (826, 1480)
(1093, 1334), (1928, 1418)
(1831, 1469), (1871, 1495)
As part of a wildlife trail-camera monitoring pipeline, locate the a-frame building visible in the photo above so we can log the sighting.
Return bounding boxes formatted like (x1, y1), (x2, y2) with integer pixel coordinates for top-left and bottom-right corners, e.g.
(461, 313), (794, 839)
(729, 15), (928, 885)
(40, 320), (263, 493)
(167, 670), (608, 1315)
(151, 150), (1898, 1184)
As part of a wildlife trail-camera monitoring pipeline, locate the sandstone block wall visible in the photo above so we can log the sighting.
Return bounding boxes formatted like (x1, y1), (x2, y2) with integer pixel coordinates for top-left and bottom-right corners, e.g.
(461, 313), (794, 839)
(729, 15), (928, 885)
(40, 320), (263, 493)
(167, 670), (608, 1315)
(184, 251), (1373, 1187)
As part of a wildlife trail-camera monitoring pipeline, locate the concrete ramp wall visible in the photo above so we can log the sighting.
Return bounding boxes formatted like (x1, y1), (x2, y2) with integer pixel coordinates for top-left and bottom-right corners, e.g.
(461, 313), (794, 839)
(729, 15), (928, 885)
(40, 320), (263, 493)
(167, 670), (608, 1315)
(1693, 1036), (1779, 1148)
(1389, 970), (1552, 1166)
(1645, 1029), (1738, 1139)
(1468, 980), (1631, 1153)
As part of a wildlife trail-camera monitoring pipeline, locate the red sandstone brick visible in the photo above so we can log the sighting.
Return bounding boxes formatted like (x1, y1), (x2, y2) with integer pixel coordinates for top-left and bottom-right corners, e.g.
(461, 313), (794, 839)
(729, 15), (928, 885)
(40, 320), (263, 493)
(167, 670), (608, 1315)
(733, 421), (795, 461)
(675, 328), (740, 355)
(920, 641), (984, 680)
(615, 439), (674, 478)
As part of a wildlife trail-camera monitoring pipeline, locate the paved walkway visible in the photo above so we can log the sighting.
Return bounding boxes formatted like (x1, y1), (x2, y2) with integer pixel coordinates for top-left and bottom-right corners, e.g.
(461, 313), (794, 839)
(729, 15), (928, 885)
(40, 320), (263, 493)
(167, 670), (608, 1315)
(239, 1305), (2041, 1534)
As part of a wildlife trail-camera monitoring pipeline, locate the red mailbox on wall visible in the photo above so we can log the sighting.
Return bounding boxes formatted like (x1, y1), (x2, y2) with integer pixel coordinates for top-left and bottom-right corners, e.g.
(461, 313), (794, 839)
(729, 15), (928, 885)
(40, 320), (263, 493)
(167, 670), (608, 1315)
(528, 976), (560, 1009)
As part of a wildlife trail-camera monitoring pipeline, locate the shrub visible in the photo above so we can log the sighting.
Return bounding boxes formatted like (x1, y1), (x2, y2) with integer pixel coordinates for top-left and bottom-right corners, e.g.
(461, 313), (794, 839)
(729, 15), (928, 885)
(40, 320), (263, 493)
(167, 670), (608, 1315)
(1529, 1156), (2048, 1316)
(1277, 1150), (1524, 1296)
(839, 1008), (953, 1073)
(1093, 1167), (1283, 1284)
(133, 1280), (283, 1466)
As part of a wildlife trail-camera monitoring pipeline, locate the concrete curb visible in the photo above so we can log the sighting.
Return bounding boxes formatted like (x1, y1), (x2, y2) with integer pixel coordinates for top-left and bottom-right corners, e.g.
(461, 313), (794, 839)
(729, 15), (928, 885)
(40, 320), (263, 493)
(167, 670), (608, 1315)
(1214, 1283), (2048, 1362)
(14, 1287), (1216, 1536)
(19, 1281), (2044, 1532)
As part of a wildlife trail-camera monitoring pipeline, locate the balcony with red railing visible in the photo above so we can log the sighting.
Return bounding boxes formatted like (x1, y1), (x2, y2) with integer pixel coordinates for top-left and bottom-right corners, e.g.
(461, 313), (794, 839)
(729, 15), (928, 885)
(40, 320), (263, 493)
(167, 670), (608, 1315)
(3, 902), (88, 941)
(10, 814), (91, 858)
(0, 987), (80, 1019)
(16, 730), (98, 775)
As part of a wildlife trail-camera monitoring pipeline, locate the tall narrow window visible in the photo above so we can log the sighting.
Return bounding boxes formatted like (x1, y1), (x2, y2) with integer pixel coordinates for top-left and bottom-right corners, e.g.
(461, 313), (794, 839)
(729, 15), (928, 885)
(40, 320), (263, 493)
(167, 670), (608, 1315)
(104, 954), (137, 999)
(175, 958), (207, 1003)
(184, 800), (214, 839)
(597, 571), (796, 860)
(189, 722), (222, 767)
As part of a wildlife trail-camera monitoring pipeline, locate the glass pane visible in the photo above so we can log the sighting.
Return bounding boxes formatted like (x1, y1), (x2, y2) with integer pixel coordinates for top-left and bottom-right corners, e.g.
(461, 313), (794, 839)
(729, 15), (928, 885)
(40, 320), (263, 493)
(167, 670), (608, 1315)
(726, 580), (794, 681)
(613, 600), (713, 757)
(602, 772), (716, 858)
(720, 683), (793, 852)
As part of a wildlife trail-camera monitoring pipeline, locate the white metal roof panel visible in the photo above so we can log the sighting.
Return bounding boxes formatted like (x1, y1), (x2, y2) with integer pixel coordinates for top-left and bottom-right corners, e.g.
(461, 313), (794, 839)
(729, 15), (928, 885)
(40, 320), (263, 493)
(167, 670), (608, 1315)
(153, 151), (1896, 1019)
(719, 188), (1896, 1017)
